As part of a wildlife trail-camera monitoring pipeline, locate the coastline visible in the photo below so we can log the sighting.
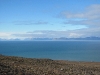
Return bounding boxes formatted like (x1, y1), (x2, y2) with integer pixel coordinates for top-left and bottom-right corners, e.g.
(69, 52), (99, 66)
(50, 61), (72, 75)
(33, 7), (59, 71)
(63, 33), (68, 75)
(0, 54), (100, 75)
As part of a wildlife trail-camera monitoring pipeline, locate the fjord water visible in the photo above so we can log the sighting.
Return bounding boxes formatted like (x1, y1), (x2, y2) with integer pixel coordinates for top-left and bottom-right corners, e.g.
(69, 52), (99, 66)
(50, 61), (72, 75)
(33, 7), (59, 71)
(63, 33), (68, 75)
(0, 41), (100, 62)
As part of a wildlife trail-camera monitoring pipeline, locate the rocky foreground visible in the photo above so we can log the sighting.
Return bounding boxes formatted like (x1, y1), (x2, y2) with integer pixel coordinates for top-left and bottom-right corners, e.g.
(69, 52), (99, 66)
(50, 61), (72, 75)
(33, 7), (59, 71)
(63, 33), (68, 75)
(0, 55), (100, 75)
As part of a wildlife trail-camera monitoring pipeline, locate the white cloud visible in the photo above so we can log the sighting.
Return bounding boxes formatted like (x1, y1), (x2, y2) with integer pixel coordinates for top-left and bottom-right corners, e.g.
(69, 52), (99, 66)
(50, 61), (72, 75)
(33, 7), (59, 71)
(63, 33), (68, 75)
(61, 4), (100, 20)
(68, 33), (83, 38)
(0, 32), (26, 40)
(86, 4), (100, 20)
(60, 4), (100, 27)
(11, 28), (100, 39)
(0, 32), (11, 38)
(1, 27), (100, 40)
(57, 4), (100, 38)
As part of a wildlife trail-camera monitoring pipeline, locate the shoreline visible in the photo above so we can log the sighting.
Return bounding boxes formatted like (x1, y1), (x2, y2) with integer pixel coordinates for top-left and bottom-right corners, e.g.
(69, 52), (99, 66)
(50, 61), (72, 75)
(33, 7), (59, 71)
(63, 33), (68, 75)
(0, 54), (100, 75)
(1, 54), (100, 63)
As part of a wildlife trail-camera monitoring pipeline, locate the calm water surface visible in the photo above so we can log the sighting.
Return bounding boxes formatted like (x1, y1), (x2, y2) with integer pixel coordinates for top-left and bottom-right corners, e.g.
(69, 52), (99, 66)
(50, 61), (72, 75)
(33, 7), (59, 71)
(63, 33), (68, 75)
(0, 41), (100, 62)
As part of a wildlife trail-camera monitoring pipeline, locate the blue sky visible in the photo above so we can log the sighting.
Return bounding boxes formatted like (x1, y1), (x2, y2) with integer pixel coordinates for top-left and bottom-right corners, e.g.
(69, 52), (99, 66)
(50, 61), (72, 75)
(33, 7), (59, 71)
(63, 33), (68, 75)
(0, 0), (100, 39)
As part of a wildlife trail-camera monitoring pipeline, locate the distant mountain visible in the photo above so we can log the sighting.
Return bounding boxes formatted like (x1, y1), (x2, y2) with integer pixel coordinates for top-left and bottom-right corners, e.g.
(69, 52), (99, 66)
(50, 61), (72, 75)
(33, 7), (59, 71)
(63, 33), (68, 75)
(0, 38), (7, 41)
(31, 37), (100, 41)
(0, 38), (21, 41)
(61, 37), (99, 40)
(0, 37), (100, 41)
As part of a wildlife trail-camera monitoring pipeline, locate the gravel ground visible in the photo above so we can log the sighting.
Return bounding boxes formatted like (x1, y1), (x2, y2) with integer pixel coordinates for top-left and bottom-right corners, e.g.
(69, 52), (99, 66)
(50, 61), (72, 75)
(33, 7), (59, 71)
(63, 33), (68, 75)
(0, 54), (100, 75)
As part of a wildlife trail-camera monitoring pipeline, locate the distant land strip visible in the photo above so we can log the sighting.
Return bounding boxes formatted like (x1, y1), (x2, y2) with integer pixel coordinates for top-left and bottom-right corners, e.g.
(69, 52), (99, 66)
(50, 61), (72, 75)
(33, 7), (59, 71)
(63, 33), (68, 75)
(0, 36), (100, 41)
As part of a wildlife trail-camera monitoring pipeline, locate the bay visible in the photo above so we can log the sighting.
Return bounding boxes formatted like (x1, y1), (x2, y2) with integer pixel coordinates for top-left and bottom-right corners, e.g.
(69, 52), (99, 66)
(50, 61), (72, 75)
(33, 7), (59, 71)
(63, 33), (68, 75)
(0, 41), (100, 62)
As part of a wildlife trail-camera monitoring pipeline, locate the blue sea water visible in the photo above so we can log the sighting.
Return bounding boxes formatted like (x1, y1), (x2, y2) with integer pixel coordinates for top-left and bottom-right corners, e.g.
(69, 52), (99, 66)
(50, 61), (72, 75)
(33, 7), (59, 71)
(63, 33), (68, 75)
(0, 41), (100, 62)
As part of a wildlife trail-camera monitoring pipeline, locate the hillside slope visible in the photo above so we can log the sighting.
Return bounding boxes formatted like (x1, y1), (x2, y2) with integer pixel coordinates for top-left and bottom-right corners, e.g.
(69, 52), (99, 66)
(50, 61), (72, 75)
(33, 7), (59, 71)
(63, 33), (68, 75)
(0, 54), (100, 75)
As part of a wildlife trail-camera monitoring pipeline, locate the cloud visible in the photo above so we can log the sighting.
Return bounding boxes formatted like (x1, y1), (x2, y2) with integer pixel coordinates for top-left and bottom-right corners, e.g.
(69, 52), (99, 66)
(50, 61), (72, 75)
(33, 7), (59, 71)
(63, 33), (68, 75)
(69, 27), (100, 37)
(0, 32), (27, 40)
(61, 4), (100, 20)
(1, 27), (100, 40)
(13, 20), (48, 25)
(63, 19), (100, 27)
(60, 4), (100, 27)
(0, 32), (17, 39)
(33, 21), (48, 25)
(12, 31), (78, 38)
(56, 4), (100, 38)
(12, 28), (100, 39)
(0, 32), (11, 37)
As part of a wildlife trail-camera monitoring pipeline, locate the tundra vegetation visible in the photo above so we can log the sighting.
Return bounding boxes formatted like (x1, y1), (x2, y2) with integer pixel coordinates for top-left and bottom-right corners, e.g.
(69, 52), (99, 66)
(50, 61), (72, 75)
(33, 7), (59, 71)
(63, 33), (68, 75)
(0, 54), (100, 75)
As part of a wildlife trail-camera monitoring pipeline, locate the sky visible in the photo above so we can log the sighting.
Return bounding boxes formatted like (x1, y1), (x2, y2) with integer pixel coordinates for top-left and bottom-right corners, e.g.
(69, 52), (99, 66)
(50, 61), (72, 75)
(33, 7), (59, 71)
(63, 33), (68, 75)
(0, 0), (100, 40)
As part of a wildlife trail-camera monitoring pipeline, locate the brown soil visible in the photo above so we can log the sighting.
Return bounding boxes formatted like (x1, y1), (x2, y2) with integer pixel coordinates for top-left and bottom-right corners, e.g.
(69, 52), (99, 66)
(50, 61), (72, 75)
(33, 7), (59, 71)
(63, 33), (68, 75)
(0, 54), (100, 75)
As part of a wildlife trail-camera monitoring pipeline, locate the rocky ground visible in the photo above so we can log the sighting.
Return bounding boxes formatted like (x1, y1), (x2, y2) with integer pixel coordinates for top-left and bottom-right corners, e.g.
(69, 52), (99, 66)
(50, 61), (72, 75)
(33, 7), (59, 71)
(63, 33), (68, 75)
(0, 54), (100, 75)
